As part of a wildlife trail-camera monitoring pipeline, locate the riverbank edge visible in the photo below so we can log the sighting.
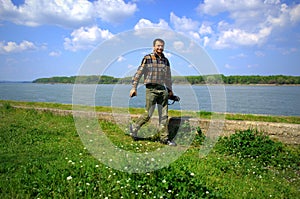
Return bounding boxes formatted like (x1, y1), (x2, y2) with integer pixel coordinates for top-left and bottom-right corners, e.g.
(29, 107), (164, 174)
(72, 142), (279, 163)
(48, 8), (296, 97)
(2, 101), (299, 145)
(19, 82), (300, 86)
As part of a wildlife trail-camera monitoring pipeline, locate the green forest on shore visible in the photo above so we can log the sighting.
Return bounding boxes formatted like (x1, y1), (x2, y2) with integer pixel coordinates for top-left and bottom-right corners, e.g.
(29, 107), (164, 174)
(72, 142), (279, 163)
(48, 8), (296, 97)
(33, 74), (300, 85)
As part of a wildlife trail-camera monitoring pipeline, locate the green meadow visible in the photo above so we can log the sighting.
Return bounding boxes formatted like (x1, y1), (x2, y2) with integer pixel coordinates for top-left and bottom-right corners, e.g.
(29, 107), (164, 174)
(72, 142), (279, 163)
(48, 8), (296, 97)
(0, 101), (299, 198)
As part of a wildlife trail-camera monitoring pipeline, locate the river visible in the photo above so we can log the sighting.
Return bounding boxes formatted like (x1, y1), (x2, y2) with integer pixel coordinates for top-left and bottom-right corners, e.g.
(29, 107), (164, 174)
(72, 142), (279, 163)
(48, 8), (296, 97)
(0, 83), (299, 116)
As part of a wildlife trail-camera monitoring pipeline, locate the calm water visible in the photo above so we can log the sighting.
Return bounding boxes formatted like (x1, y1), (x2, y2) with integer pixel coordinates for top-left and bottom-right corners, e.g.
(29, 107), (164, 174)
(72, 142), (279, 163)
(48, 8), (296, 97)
(1, 83), (299, 116)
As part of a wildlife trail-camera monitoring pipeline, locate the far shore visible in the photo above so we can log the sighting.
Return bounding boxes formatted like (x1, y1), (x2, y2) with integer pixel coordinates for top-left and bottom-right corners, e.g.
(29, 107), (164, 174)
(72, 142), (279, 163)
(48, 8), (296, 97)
(2, 81), (300, 86)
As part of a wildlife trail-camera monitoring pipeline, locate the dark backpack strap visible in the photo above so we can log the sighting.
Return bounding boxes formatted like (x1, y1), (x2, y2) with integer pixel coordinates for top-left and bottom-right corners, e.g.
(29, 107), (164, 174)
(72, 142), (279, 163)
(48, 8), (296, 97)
(149, 53), (157, 64)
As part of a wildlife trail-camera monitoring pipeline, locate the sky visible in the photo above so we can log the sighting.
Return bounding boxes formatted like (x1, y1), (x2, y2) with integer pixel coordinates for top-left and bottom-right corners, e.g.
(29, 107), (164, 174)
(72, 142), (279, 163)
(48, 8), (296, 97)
(0, 0), (300, 81)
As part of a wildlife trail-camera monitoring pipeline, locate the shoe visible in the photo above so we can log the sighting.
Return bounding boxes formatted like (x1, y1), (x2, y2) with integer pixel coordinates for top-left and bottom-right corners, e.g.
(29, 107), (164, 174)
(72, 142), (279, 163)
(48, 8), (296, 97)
(130, 124), (138, 141)
(160, 139), (177, 146)
(167, 140), (177, 146)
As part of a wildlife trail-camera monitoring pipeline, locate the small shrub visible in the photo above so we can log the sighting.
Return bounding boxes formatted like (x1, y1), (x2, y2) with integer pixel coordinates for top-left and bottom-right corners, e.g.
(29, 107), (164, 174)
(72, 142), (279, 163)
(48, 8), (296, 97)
(192, 127), (206, 146)
(216, 129), (285, 166)
(170, 121), (206, 146)
(3, 102), (13, 110)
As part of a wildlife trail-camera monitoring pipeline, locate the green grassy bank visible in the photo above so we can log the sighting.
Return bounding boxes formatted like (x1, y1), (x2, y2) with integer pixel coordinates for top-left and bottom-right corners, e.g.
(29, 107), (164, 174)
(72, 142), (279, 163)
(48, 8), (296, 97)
(1, 100), (300, 124)
(0, 102), (299, 198)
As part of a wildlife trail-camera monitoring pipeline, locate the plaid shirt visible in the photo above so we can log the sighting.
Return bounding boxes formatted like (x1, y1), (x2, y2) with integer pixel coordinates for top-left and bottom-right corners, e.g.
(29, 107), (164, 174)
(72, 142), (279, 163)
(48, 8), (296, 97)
(132, 52), (172, 91)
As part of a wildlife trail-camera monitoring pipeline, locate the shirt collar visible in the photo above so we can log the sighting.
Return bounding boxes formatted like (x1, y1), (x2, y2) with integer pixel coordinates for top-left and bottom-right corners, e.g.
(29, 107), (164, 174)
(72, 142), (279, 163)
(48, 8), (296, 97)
(152, 52), (165, 59)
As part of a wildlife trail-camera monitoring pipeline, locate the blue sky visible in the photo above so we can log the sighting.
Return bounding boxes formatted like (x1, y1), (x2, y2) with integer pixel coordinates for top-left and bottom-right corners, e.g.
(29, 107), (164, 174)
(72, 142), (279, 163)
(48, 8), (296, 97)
(0, 0), (299, 81)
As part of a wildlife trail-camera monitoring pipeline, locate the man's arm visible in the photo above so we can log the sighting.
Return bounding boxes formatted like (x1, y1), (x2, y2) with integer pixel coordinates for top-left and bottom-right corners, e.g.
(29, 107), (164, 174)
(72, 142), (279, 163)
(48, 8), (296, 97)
(129, 57), (146, 97)
(129, 88), (137, 97)
(165, 60), (173, 97)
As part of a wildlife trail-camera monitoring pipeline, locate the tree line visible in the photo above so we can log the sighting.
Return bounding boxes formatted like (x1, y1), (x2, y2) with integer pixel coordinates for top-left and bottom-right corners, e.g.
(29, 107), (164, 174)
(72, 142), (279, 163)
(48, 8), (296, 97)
(33, 74), (300, 85)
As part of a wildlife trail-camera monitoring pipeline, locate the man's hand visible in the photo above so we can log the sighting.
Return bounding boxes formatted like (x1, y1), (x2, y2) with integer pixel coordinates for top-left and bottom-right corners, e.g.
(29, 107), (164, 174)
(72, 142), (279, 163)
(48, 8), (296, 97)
(129, 88), (137, 98)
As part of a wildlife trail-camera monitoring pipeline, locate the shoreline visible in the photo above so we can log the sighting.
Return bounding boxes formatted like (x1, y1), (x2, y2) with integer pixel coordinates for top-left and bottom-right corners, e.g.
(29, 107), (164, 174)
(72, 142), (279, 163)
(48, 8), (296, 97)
(2, 102), (299, 144)
(1, 99), (300, 122)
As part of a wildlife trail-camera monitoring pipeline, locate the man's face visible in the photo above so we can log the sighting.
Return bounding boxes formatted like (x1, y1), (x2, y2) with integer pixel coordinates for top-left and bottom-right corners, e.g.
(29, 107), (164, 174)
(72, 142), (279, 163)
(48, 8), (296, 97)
(153, 41), (164, 55)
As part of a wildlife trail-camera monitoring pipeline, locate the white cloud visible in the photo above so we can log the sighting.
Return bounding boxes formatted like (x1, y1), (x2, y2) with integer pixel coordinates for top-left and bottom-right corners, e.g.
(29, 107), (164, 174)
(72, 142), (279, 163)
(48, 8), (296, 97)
(0, 0), (94, 27)
(264, 0), (280, 5)
(94, 0), (137, 24)
(290, 4), (300, 23)
(199, 24), (213, 35)
(170, 12), (199, 32)
(189, 31), (200, 41)
(133, 18), (172, 38)
(127, 64), (135, 69)
(255, 51), (265, 57)
(0, 40), (37, 53)
(267, 4), (290, 27)
(134, 18), (170, 30)
(173, 41), (185, 51)
(224, 63), (235, 69)
(49, 51), (61, 57)
(247, 64), (258, 68)
(64, 25), (113, 51)
(172, 40), (197, 53)
(214, 27), (272, 48)
(230, 53), (247, 59)
(164, 52), (172, 59)
(198, 0), (264, 17)
(117, 56), (125, 62)
(196, 0), (300, 49)
(203, 36), (210, 47)
(0, 0), (137, 28)
(281, 47), (298, 55)
(169, 12), (202, 42)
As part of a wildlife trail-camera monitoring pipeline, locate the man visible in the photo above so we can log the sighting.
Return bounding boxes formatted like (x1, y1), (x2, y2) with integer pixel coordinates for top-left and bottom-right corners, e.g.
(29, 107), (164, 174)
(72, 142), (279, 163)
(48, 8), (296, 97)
(129, 38), (176, 146)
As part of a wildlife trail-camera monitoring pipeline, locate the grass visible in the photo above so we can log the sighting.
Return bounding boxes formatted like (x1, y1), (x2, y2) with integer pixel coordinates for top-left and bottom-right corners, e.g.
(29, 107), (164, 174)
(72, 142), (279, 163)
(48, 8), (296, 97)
(0, 103), (299, 198)
(1, 100), (300, 124)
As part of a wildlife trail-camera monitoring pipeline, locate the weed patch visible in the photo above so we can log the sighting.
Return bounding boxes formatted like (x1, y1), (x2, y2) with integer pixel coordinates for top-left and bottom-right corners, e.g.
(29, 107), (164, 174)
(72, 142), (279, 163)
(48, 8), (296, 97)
(216, 129), (300, 169)
(0, 107), (299, 198)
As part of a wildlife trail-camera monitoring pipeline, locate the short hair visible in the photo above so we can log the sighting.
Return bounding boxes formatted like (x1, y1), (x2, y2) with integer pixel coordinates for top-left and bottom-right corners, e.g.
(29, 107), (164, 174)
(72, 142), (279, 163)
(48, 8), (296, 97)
(153, 38), (165, 46)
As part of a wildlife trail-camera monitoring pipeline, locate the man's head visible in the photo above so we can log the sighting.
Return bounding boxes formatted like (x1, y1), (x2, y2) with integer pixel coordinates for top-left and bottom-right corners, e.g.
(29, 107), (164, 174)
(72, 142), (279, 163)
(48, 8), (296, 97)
(153, 38), (165, 55)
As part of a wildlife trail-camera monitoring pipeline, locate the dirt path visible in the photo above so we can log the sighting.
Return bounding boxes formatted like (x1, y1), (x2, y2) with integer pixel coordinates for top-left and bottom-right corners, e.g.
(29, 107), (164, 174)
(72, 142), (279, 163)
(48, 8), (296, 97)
(11, 105), (300, 145)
